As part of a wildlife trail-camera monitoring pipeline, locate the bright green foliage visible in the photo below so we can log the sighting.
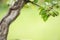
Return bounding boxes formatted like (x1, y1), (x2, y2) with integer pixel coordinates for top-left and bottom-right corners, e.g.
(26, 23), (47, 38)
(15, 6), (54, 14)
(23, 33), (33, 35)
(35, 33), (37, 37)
(30, 0), (38, 3)
(44, 0), (53, 2)
(39, 1), (60, 21)
(34, 0), (38, 3)
(49, 10), (59, 17)
(40, 9), (50, 21)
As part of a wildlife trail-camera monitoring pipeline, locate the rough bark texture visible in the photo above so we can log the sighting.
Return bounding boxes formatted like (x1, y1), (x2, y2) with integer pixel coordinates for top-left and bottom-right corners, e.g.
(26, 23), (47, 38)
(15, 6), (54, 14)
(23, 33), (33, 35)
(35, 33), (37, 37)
(0, 0), (28, 40)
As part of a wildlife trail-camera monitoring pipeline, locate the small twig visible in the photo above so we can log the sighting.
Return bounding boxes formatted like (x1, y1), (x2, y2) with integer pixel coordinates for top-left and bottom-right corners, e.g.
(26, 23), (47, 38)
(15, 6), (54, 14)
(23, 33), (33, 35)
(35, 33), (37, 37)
(28, 1), (41, 7)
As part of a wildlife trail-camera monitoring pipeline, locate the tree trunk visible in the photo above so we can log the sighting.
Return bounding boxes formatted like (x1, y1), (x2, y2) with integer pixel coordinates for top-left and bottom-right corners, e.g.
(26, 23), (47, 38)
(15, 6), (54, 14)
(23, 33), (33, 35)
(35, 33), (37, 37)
(0, 0), (27, 40)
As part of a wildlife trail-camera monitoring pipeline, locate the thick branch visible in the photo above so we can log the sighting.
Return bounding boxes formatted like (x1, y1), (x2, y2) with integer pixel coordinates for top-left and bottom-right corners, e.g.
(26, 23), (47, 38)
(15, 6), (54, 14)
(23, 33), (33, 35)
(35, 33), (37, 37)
(0, 0), (27, 40)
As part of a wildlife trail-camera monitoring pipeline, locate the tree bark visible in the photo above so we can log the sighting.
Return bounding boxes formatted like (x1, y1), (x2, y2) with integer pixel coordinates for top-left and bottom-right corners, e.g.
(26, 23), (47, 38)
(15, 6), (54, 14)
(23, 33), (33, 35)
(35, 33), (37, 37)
(0, 0), (27, 40)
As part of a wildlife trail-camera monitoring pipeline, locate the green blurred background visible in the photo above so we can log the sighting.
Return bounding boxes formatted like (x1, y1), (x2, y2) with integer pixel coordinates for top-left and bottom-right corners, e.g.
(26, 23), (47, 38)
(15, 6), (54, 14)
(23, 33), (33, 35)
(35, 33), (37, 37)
(0, 0), (60, 40)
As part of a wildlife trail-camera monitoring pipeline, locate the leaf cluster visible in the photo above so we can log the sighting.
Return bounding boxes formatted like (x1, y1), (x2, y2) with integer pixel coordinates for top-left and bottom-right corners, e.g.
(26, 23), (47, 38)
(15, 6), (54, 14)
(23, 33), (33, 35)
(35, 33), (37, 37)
(39, 1), (60, 21)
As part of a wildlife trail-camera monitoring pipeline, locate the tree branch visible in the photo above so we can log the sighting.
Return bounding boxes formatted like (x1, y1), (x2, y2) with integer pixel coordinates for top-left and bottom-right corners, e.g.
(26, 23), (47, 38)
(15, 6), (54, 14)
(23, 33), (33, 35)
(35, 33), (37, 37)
(28, 1), (41, 7)
(0, 0), (27, 40)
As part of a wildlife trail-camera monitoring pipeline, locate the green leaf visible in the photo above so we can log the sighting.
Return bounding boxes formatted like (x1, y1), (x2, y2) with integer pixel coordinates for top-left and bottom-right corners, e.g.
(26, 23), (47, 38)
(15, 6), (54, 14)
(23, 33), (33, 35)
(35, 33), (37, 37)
(55, 5), (60, 8)
(49, 10), (59, 17)
(52, 11), (59, 17)
(39, 7), (45, 15)
(42, 15), (49, 21)
(34, 0), (38, 3)
(39, 9), (49, 21)
(45, 0), (52, 2)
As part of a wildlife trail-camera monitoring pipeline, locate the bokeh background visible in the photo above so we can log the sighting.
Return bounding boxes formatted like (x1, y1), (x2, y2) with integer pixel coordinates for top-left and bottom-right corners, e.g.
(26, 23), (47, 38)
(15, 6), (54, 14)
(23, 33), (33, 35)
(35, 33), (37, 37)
(0, 0), (60, 40)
